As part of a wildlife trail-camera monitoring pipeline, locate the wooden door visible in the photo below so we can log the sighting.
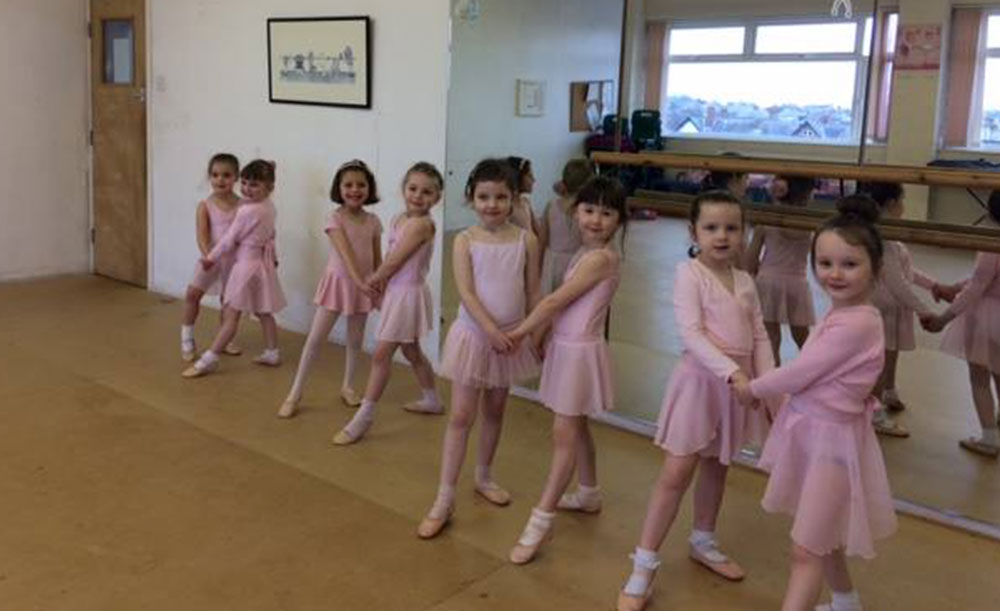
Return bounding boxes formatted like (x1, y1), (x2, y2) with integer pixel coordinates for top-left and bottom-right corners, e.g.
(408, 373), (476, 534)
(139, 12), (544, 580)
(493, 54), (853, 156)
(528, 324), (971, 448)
(90, 0), (147, 286)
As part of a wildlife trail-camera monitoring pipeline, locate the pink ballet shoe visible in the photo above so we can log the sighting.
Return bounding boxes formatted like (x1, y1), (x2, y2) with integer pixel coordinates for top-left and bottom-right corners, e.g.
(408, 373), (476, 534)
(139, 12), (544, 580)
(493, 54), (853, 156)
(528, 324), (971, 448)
(339, 387), (363, 408)
(181, 356), (217, 378)
(417, 505), (454, 539)
(873, 418), (910, 438)
(252, 351), (281, 367)
(474, 482), (511, 506)
(509, 509), (555, 565)
(222, 342), (242, 356)
(689, 541), (745, 581)
(277, 399), (298, 419)
(402, 400), (445, 415)
(959, 437), (1000, 458)
(557, 488), (602, 514)
(617, 557), (659, 611)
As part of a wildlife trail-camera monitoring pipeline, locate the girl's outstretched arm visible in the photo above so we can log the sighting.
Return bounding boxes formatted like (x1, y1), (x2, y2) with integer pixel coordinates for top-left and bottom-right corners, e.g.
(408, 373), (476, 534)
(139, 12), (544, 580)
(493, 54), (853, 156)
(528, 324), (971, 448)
(508, 249), (615, 342)
(195, 201), (211, 257)
(368, 217), (433, 285)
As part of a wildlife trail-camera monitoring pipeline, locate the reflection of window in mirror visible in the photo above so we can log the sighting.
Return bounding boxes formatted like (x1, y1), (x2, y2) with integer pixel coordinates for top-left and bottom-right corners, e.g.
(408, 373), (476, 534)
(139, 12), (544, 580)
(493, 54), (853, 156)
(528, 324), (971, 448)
(646, 12), (898, 145)
(942, 11), (1000, 150)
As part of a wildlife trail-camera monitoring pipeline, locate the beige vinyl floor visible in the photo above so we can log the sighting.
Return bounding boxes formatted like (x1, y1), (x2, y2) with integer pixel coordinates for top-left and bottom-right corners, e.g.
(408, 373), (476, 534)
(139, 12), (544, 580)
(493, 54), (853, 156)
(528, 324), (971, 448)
(443, 218), (1000, 527)
(1, 274), (998, 610)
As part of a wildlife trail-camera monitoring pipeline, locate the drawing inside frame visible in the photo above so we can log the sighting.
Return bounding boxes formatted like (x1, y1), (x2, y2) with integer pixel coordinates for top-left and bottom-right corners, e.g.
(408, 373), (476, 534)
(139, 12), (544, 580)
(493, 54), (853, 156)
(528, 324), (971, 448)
(267, 16), (371, 109)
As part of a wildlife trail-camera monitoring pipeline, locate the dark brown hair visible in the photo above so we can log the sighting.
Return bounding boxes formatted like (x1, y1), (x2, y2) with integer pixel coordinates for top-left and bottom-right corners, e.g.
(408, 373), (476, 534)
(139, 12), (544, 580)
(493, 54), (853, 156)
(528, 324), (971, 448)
(688, 190), (745, 258)
(778, 175), (816, 206)
(811, 194), (884, 273)
(464, 158), (519, 200)
(856, 181), (903, 212)
(330, 159), (379, 205)
(207, 153), (239, 176)
(574, 176), (629, 245)
(506, 156), (533, 192)
(562, 158), (595, 194)
(240, 159), (276, 184)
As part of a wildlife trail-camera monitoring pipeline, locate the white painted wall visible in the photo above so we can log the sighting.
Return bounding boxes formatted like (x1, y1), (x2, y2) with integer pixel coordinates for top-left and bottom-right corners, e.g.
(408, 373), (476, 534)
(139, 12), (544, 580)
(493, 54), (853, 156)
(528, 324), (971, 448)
(444, 0), (624, 230)
(148, 0), (450, 356)
(0, 0), (89, 281)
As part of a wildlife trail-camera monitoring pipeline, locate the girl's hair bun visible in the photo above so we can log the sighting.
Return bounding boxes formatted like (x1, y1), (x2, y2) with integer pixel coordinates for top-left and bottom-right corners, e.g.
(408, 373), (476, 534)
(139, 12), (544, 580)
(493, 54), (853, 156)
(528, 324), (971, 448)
(988, 190), (1000, 225)
(835, 194), (880, 224)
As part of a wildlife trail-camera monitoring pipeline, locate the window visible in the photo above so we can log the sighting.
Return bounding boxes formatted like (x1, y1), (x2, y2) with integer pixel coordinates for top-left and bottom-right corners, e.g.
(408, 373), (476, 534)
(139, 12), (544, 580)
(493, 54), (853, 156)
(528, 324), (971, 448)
(982, 15), (1000, 145)
(657, 14), (897, 144)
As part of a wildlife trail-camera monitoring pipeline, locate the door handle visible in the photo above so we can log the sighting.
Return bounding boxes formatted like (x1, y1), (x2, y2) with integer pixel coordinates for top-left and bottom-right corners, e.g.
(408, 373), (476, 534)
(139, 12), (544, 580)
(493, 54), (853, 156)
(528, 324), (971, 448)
(132, 87), (146, 103)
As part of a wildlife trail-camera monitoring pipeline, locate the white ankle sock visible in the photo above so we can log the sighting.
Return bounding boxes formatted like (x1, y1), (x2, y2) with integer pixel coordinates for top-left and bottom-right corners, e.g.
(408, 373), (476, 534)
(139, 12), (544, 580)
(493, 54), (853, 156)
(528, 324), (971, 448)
(980, 427), (1000, 445)
(829, 589), (862, 610)
(421, 388), (440, 405)
(689, 529), (715, 547)
(517, 508), (555, 546)
(196, 350), (219, 370)
(623, 547), (660, 596)
(882, 388), (899, 401)
(342, 400), (376, 439)
(872, 409), (892, 425)
(689, 529), (728, 562)
(181, 325), (194, 341)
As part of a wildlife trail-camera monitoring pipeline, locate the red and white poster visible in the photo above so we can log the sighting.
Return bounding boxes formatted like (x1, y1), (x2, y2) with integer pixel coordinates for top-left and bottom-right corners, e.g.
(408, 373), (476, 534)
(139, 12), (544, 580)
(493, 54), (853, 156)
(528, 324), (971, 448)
(896, 24), (942, 71)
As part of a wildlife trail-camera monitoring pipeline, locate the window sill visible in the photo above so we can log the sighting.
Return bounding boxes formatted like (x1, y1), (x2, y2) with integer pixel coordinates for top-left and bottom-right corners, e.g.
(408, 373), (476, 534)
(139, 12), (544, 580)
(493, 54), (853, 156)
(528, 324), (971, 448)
(664, 133), (886, 149)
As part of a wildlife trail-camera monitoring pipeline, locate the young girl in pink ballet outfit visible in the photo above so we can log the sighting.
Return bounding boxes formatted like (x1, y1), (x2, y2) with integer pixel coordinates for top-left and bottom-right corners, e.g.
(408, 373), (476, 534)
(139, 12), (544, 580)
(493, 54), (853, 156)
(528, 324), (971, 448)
(503, 176), (625, 565)
(183, 160), (287, 378)
(616, 190), (774, 611)
(332, 162), (444, 445)
(746, 176), (817, 364)
(538, 159), (595, 294)
(416, 158), (541, 539)
(277, 160), (383, 418)
(180, 153), (242, 362)
(506, 156), (540, 236)
(921, 193), (1000, 458)
(862, 182), (946, 437)
(732, 195), (898, 611)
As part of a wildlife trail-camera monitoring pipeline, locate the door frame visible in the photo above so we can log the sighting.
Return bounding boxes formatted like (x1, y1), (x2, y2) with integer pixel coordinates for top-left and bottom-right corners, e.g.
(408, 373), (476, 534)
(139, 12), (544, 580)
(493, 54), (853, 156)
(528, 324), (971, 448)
(86, 0), (153, 287)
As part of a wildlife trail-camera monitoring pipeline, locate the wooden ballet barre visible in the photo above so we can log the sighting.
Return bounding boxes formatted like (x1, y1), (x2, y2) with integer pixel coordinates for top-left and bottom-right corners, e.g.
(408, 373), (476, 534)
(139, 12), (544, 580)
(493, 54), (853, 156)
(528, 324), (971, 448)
(628, 195), (1000, 254)
(593, 151), (1000, 190)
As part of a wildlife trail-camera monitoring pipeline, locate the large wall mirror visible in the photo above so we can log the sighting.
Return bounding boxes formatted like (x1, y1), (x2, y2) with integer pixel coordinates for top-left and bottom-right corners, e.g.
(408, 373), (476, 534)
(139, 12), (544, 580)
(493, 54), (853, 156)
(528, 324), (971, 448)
(445, 0), (1000, 533)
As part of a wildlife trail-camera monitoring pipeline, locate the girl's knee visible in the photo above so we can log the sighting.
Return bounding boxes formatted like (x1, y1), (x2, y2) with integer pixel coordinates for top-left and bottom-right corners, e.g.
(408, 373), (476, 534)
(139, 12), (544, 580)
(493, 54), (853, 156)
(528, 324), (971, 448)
(373, 342), (396, 364)
(185, 286), (203, 303)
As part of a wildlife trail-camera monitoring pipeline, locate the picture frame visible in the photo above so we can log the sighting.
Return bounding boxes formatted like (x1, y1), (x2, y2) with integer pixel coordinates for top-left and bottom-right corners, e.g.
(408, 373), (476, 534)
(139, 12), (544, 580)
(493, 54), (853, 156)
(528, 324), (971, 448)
(267, 16), (371, 109)
(516, 79), (545, 117)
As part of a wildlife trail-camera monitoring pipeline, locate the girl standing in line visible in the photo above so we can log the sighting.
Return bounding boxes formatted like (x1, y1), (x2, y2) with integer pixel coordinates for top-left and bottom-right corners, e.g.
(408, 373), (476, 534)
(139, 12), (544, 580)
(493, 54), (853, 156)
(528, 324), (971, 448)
(417, 158), (541, 539)
(616, 191), (774, 611)
(331, 162), (444, 445)
(278, 160), (382, 418)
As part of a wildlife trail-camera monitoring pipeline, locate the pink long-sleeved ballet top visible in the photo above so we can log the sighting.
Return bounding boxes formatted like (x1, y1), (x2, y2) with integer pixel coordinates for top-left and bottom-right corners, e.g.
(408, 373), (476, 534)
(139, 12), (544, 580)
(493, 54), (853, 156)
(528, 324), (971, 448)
(750, 305), (896, 558)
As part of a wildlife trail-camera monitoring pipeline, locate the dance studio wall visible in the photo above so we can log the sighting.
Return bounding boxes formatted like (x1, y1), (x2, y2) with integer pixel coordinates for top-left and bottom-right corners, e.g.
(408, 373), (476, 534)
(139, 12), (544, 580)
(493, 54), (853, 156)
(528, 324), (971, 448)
(444, 0), (625, 230)
(147, 0), (450, 357)
(0, 0), (89, 280)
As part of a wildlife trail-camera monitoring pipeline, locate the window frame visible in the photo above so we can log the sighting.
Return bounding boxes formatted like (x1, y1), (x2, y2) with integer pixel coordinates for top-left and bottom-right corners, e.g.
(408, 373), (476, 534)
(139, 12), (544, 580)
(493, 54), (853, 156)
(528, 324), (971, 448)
(981, 12), (1000, 147)
(660, 13), (894, 145)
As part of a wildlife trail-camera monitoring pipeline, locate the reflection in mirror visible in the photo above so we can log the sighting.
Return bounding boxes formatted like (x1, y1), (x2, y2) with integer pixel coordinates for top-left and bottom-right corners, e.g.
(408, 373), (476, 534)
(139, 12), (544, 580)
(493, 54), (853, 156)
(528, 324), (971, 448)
(442, 0), (626, 391)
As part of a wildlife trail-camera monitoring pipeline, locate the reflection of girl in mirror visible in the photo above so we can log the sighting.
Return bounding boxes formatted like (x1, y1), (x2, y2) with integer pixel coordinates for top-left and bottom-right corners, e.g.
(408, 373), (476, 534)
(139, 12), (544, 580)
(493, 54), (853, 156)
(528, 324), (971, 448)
(416, 158), (541, 539)
(278, 160), (383, 418)
(505, 156), (540, 236)
(745, 176), (817, 364)
(861, 182), (947, 437)
(617, 191), (774, 611)
(538, 158), (595, 293)
(732, 195), (897, 611)
(921, 192), (1000, 458)
(331, 162), (445, 445)
(504, 176), (625, 565)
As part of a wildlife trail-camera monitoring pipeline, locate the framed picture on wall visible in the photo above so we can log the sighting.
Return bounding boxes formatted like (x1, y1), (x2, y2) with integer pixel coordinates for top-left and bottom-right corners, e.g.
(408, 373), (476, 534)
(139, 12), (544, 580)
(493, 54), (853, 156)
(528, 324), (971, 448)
(516, 79), (545, 116)
(267, 16), (371, 109)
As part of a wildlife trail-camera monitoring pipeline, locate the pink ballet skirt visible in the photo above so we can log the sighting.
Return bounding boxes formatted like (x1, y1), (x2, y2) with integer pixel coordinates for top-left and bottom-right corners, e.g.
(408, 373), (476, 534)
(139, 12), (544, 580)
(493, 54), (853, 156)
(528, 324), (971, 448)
(538, 249), (621, 415)
(755, 228), (815, 327)
(541, 197), (581, 294)
(654, 353), (767, 464)
(313, 210), (382, 315)
(758, 397), (897, 558)
(756, 273), (815, 327)
(440, 318), (539, 388)
(940, 295), (1000, 374)
(375, 215), (435, 343)
(223, 242), (287, 314)
(440, 230), (540, 388)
